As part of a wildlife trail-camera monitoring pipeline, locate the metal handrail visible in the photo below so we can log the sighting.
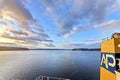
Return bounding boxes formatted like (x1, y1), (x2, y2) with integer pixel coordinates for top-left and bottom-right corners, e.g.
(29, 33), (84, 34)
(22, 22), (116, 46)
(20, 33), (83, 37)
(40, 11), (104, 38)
(102, 36), (112, 42)
(35, 75), (70, 80)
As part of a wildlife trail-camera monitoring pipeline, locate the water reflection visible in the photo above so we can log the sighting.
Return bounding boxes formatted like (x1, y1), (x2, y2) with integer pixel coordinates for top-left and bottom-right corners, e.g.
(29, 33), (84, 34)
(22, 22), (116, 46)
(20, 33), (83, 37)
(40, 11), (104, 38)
(0, 50), (100, 80)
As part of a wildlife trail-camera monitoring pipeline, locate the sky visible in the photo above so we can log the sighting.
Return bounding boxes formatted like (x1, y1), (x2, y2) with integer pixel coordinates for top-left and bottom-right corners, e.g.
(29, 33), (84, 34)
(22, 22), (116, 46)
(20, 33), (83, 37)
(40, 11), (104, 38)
(0, 0), (120, 49)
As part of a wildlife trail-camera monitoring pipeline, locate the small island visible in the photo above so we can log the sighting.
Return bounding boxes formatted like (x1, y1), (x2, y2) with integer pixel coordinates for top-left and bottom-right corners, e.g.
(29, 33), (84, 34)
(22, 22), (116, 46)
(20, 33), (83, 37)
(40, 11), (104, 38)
(72, 48), (100, 51)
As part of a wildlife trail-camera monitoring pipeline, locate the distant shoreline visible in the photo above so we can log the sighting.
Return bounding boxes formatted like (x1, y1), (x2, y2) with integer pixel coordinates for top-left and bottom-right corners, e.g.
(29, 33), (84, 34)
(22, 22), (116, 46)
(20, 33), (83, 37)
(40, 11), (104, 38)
(0, 47), (100, 51)
(30, 49), (72, 50)
(0, 47), (29, 51)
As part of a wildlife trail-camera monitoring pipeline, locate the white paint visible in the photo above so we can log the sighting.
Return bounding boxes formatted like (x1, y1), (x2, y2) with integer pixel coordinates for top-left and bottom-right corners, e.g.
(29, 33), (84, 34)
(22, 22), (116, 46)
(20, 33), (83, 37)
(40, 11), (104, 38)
(118, 44), (120, 47)
(115, 71), (120, 80)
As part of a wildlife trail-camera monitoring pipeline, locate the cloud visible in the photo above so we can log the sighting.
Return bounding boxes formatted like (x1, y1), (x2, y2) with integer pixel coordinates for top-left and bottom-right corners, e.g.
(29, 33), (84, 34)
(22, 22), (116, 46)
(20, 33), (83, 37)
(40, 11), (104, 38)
(0, 0), (42, 35)
(94, 20), (120, 34)
(0, 31), (53, 46)
(44, 40), (54, 42)
(30, 43), (56, 48)
(44, 43), (56, 47)
(63, 26), (89, 38)
(63, 43), (85, 48)
(0, 0), (33, 20)
(0, 0), (53, 48)
(10, 30), (28, 37)
(0, 42), (20, 47)
(39, 0), (118, 37)
(83, 38), (102, 43)
(62, 43), (100, 48)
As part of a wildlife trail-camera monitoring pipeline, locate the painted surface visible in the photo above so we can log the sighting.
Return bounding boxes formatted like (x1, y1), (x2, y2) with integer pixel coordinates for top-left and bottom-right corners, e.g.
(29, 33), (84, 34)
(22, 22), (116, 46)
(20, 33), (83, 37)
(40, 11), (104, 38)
(100, 38), (120, 80)
(100, 67), (116, 80)
(101, 38), (120, 53)
(116, 71), (120, 80)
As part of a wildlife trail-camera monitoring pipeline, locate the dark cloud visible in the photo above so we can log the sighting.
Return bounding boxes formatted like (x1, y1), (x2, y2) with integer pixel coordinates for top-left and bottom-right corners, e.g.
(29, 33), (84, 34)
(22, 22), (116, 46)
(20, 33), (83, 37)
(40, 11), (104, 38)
(1, 32), (52, 43)
(10, 30), (28, 36)
(44, 43), (55, 47)
(63, 25), (89, 38)
(44, 40), (54, 42)
(39, 0), (118, 37)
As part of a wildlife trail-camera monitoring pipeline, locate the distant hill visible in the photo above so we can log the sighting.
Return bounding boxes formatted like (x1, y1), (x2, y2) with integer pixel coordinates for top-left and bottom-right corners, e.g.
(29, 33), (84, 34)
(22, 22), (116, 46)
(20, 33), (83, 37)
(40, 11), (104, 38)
(72, 48), (100, 51)
(0, 47), (29, 51)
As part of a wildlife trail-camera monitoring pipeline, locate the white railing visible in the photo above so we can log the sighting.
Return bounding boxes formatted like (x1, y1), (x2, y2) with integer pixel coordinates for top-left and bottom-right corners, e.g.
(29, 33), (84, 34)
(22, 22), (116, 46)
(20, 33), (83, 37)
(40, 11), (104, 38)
(35, 75), (70, 80)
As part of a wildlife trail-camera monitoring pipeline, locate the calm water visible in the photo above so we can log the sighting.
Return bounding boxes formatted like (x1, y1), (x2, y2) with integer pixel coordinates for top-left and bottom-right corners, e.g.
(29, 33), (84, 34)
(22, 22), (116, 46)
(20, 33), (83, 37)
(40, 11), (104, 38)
(0, 50), (100, 80)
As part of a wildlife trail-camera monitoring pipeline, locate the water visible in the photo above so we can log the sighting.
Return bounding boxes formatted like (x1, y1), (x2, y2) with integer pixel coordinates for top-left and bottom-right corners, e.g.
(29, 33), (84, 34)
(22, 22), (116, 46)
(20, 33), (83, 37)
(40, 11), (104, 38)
(0, 50), (100, 80)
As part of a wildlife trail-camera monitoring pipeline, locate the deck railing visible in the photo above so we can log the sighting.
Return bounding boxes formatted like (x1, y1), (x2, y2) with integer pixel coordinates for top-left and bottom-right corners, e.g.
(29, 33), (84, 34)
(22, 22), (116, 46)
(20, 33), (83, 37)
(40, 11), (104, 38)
(35, 75), (70, 80)
(102, 36), (112, 42)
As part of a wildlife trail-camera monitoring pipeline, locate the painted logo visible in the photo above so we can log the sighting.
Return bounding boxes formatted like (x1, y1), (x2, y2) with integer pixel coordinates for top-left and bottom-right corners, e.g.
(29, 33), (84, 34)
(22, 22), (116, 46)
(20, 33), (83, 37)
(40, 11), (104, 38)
(101, 53), (116, 73)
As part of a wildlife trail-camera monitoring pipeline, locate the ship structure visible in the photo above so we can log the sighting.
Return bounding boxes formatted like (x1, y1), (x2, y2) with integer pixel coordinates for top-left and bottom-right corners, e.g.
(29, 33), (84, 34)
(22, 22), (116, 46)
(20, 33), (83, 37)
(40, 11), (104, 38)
(100, 33), (120, 80)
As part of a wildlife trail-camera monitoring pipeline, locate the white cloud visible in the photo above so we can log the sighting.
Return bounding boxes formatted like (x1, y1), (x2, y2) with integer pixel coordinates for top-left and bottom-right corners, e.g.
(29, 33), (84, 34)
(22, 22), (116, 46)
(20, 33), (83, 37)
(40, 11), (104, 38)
(62, 43), (100, 48)
(0, 0), (53, 48)
(94, 20), (120, 34)
(39, 0), (118, 37)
